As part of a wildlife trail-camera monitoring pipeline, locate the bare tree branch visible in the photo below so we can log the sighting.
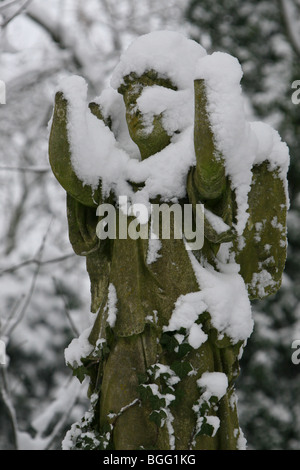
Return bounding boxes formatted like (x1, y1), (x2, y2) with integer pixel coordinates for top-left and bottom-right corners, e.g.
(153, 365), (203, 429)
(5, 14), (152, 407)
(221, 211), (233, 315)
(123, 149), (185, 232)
(1, 294), (25, 337)
(52, 277), (80, 337)
(2, 220), (53, 336)
(0, 165), (50, 174)
(0, 253), (75, 276)
(100, 0), (122, 52)
(4, 175), (30, 256)
(25, 5), (83, 70)
(0, 366), (19, 449)
(279, 0), (300, 57)
(0, 0), (33, 28)
(43, 377), (81, 450)
(0, 0), (25, 12)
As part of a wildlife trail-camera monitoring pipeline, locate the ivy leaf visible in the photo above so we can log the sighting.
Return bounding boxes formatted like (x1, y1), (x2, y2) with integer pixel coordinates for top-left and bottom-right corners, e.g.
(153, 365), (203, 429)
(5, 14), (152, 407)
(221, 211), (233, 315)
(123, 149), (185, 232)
(170, 360), (193, 379)
(149, 409), (167, 427)
(72, 365), (89, 383)
(177, 342), (192, 359)
(138, 384), (166, 411)
(160, 333), (179, 352)
(149, 394), (166, 411)
(210, 395), (219, 405)
(197, 417), (214, 437)
(137, 373), (148, 385)
(199, 401), (210, 415)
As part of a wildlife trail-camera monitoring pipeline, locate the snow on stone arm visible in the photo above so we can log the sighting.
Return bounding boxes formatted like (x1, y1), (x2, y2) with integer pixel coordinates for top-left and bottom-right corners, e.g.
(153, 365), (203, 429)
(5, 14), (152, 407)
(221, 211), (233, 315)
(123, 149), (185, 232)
(192, 78), (227, 202)
(234, 123), (290, 299)
(194, 52), (256, 237)
(186, 53), (251, 246)
(192, 52), (289, 299)
(49, 76), (102, 207)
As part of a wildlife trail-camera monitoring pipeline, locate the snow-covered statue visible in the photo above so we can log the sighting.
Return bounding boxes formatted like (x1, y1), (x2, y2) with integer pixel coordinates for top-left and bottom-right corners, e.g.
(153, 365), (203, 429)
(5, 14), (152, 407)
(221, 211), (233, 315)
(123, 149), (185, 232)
(49, 31), (289, 450)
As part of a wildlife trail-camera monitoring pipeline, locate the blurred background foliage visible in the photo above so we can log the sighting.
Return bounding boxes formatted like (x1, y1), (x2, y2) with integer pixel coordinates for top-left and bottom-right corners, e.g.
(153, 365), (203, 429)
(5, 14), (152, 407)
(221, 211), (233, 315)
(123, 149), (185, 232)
(0, 0), (299, 450)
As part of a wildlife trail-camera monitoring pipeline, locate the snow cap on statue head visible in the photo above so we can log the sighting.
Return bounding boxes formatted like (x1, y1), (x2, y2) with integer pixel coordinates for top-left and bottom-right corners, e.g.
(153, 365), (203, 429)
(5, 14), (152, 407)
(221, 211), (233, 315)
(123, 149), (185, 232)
(111, 30), (207, 93)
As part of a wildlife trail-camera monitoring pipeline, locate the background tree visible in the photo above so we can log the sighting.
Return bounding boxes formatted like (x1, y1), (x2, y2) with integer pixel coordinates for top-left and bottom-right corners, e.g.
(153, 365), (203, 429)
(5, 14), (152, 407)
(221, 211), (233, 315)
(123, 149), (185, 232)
(186, 0), (300, 449)
(0, 0), (189, 450)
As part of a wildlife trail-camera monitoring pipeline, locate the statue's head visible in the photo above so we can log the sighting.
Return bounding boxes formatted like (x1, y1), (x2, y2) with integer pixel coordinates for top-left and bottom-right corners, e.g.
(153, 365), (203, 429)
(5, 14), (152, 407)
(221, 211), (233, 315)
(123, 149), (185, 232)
(118, 70), (177, 160)
(111, 31), (206, 160)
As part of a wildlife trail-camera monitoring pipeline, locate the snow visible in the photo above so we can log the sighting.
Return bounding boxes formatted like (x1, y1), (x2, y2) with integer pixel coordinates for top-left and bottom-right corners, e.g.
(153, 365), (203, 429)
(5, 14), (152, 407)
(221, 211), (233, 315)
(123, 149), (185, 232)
(63, 284), (116, 367)
(165, 250), (253, 344)
(188, 323), (208, 349)
(106, 283), (118, 328)
(136, 85), (193, 136)
(195, 52), (290, 234)
(111, 30), (207, 91)
(147, 214), (162, 264)
(190, 251), (254, 343)
(56, 30), (289, 237)
(204, 208), (231, 235)
(237, 430), (247, 450)
(62, 409), (101, 450)
(145, 310), (158, 324)
(250, 120), (290, 202)
(56, 75), (130, 194)
(197, 371), (228, 401)
(164, 291), (207, 333)
(94, 87), (140, 159)
(250, 269), (276, 298)
(55, 31), (205, 208)
(205, 416), (220, 437)
(56, 75), (196, 206)
(147, 236), (162, 264)
(192, 371), (228, 440)
(195, 52), (254, 235)
(144, 383), (175, 408)
(57, 29), (289, 372)
(64, 322), (94, 367)
(17, 378), (82, 450)
(152, 363), (180, 387)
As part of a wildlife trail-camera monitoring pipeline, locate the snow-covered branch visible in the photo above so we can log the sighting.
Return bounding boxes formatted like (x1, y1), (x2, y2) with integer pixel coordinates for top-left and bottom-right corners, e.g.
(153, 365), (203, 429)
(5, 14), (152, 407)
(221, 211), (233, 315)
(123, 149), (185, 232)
(17, 377), (82, 450)
(0, 364), (82, 450)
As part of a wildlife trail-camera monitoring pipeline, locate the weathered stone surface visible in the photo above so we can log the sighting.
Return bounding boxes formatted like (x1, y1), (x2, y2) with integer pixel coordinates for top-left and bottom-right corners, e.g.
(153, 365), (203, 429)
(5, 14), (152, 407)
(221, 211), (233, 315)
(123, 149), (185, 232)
(49, 69), (287, 450)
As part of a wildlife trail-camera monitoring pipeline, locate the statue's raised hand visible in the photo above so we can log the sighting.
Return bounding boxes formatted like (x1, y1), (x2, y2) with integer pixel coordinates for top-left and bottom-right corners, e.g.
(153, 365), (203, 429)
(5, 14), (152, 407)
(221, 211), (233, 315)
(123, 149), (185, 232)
(193, 79), (227, 200)
(49, 91), (102, 207)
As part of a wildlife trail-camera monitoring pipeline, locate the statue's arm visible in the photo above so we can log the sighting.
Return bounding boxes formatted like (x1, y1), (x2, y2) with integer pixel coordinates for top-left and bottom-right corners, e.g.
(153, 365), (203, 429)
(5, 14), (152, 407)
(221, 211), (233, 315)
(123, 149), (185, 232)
(193, 79), (227, 200)
(187, 79), (234, 244)
(234, 162), (288, 299)
(49, 91), (103, 208)
(49, 92), (112, 260)
(188, 79), (288, 300)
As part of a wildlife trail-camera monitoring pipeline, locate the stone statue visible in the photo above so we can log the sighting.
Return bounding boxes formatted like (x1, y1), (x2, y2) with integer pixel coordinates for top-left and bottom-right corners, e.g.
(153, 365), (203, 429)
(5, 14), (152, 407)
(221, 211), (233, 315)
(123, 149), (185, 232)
(48, 31), (289, 450)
